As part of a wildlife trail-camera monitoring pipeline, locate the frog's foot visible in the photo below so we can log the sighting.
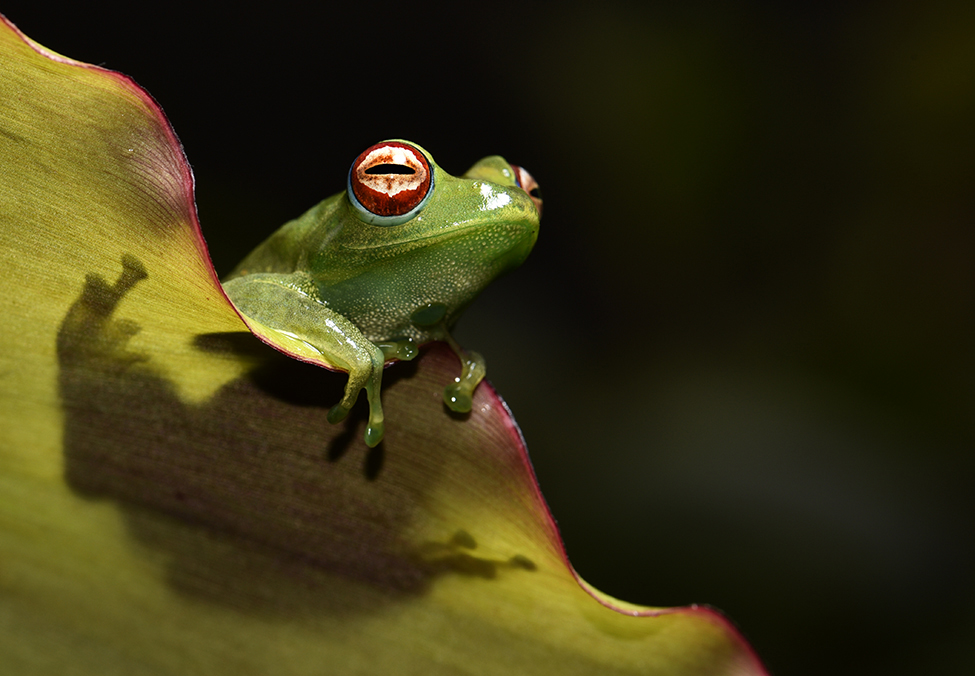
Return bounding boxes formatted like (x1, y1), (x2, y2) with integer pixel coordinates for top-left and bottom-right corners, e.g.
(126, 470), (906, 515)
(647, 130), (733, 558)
(326, 386), (385, 447)
(442, 343), (487, 413)
(326, 345), (387, 447)
(363, 414), (385, 448)
(377, 337), (419, 362)
(410, 308), (487, 411)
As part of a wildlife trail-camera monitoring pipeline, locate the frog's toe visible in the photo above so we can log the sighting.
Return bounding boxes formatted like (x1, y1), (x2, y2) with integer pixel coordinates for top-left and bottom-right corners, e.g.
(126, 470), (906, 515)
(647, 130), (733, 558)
(363, 395), (386, 447)
(364, 421), (385, 448)
(327, 402), (352, 424)
(443, 381), (473, 413)
(378, 338), (419, 362)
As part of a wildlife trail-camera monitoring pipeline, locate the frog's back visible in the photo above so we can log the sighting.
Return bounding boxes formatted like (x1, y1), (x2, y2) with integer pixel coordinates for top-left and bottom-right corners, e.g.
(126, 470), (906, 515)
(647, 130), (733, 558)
(224, 197), (341, 280)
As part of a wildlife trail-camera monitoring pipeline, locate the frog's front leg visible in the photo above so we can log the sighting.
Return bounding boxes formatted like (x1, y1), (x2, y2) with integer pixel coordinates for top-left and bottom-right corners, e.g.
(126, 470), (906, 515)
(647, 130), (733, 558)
(222, 273), (388, 447)
(411, 303), (487, 413)
(441, 333), (486, 413)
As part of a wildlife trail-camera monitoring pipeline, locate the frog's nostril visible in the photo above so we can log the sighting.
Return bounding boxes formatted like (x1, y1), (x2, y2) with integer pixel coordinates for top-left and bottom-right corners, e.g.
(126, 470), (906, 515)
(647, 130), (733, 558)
(513, 165), (542, 218)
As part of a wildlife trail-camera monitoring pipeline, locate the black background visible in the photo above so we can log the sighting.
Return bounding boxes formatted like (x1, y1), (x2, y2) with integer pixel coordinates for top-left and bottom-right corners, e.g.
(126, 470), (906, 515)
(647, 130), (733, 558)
(5, 1), (975, 674)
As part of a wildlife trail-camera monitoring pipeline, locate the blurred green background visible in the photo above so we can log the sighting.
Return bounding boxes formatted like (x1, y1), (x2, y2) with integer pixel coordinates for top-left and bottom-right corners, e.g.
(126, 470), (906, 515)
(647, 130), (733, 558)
(5, 1), (974, 673)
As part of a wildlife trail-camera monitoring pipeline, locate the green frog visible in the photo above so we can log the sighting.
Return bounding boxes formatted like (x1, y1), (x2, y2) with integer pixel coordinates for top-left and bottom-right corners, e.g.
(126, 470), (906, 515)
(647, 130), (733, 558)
(222, 140), (541, 447)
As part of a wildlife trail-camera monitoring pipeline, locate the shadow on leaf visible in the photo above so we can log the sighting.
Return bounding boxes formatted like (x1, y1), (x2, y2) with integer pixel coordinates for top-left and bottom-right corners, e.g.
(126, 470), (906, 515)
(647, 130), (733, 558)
(57, 256), (535, 617)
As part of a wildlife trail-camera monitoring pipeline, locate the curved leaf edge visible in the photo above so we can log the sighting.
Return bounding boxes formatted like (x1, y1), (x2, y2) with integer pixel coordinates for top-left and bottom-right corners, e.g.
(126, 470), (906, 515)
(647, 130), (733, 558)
(488, 384), (767, 671)
(0, 12), (233, 321)
(1, 13), (768, 672)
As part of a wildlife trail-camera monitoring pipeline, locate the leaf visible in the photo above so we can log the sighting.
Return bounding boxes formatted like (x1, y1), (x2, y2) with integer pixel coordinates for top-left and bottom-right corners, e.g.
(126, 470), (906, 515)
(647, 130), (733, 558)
(0, 15), (766, 675)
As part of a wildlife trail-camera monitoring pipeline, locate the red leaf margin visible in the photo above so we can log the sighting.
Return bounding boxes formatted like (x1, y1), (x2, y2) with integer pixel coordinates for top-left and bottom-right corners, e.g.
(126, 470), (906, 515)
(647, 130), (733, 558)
(1, 12), (769, 674)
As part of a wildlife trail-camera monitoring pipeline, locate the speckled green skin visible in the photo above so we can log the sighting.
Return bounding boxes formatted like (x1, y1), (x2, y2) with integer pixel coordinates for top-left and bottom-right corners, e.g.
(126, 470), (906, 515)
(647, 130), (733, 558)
(222, 143), (539, 447)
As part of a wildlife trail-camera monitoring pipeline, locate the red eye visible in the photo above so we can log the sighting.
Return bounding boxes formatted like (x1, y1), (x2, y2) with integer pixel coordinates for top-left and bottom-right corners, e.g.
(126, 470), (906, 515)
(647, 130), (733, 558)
(513, 165), (543, 218)
(347, 141), (433, 225)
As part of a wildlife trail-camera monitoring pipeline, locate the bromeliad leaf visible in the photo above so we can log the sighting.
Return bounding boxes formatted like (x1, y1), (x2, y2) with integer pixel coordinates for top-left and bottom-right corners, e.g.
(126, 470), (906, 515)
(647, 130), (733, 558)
(0, 14), (766, 676)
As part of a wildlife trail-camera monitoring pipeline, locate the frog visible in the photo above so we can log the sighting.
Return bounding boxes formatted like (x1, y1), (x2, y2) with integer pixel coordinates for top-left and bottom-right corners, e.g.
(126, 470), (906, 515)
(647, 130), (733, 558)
(222, 140), (542, 448)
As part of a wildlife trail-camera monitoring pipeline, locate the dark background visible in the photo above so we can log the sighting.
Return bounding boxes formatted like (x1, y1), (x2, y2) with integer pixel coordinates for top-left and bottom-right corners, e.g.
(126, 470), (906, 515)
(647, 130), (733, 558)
(6, 1), (974, 673)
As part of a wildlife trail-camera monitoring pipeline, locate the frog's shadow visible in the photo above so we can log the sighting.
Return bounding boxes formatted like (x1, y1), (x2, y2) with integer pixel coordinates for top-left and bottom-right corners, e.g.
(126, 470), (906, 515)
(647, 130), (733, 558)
(57, 256), (530, 619)
(194, 331), (424, 476)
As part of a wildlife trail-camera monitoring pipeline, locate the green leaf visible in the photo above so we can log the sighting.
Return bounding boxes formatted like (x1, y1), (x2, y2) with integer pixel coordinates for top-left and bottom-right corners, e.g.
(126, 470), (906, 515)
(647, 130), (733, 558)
(0, 15), (766, 675)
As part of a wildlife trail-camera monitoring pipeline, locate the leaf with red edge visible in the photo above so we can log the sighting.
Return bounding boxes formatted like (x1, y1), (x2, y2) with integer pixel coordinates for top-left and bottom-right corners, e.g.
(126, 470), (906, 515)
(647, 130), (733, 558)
(0, 14), (767, 676)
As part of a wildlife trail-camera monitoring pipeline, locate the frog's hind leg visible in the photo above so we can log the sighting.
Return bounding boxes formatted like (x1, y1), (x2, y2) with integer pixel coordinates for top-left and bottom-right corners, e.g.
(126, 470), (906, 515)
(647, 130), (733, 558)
(223, 273), (388, 447)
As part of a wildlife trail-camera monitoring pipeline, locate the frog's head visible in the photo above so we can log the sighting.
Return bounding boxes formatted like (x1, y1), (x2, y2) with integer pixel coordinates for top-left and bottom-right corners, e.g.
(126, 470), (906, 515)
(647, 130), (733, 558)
(344, 140), (540, 264)
(332, 140), (541, 334)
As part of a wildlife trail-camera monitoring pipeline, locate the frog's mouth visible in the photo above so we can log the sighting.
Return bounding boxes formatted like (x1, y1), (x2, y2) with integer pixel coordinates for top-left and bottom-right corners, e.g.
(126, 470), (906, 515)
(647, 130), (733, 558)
(345, 210), (539, 252)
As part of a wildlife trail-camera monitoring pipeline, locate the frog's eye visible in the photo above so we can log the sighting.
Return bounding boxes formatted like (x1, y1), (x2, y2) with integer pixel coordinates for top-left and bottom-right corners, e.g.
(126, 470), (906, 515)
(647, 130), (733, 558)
(347, 141), (434, 226)
(512, 165), (543, 217)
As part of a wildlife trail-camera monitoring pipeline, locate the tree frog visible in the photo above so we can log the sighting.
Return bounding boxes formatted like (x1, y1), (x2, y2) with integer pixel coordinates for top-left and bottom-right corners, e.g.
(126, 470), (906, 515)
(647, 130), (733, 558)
(222, 140), (542, 448)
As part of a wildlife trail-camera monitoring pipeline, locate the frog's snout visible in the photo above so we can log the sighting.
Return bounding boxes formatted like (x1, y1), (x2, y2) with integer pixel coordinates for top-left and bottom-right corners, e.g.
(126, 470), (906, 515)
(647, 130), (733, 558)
(513, 165), (542, 218)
